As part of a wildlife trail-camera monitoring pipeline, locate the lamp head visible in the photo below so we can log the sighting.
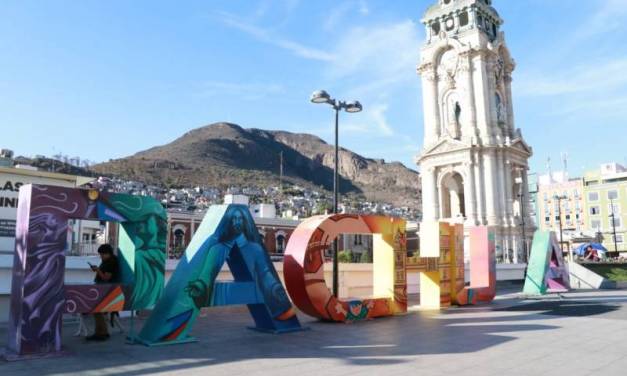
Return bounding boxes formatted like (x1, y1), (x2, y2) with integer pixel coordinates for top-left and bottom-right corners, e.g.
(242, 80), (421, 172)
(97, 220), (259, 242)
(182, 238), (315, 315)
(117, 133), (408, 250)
(310, 90), (331, 104)
(344, 101), (363, 113)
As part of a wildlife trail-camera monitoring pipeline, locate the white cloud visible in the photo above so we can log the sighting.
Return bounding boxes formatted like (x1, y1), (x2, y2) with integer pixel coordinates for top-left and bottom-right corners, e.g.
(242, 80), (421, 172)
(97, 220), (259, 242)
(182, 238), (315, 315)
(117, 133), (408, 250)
(544, 95), (627, 119)
(341, 103), (394, 136)
(255, 0), (301, 19)
(321, 20), (421, 136)
(323, 1), (370, 31)
(307, 103), (394, 137)
(574, 0), (627, 40)
(327, 20), (420, 82)
(199, 81), (285, 100)
(220, 13), (335, 62)
(215, 12), (421, 139)
(358, 0), (370, 16)
(515, 57), (627, 97)
(323, 3), (354, 31)
(369, 103), (394, 136)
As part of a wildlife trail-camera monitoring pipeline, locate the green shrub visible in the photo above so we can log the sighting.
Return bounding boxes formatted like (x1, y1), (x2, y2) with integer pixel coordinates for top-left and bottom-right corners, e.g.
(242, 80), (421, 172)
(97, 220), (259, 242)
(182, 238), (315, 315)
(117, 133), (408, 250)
(359, 251), (372, 263)
(338, 250), (353, 263)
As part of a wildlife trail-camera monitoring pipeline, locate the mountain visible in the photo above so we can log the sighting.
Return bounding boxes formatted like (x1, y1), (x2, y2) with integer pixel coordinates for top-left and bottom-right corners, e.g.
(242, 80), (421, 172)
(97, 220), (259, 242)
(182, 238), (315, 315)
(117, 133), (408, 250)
(92, 123), (421, 209)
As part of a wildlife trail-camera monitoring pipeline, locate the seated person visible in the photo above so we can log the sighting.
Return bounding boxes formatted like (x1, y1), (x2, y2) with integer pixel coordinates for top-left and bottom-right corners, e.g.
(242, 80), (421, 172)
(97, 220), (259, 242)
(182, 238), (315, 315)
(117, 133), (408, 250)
(87, 244), (119, 341)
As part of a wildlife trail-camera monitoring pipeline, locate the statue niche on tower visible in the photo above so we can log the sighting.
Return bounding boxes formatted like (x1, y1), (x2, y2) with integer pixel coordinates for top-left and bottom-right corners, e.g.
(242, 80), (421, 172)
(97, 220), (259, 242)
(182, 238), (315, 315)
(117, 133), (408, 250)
(444, 93), (462, 140)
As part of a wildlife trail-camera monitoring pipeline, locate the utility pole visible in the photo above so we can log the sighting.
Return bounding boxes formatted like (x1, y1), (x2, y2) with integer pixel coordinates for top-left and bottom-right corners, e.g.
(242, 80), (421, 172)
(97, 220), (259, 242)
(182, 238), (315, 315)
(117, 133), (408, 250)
(610, 198), (619, 254)
(279, 151), (284, 194)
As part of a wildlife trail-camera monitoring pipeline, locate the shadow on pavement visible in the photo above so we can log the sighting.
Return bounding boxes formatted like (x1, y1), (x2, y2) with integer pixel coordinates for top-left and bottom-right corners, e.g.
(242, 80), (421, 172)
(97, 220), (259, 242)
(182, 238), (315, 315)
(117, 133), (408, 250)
(0, 302), (568, 375)
(496, 300), (621, 318)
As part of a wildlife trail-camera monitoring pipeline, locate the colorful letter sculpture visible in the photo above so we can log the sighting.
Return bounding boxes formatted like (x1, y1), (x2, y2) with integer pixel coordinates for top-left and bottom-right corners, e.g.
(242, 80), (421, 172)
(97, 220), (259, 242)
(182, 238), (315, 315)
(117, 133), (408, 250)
(137, 205), (302, 345)
(6, 185), (167, 359)
(456, 227), (497, 305)
(283, 214), (407, 322)
(523, 231), (570, 295)
(414, 222), (465, 309)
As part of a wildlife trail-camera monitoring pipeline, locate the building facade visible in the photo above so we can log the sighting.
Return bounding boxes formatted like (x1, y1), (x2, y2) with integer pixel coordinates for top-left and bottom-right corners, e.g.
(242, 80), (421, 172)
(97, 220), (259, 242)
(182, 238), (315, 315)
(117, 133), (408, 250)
(163, 209), (300, 260)
(583, 163), (627, 255)
(536, 174), (585, 249)
(416, 0), (535, 263)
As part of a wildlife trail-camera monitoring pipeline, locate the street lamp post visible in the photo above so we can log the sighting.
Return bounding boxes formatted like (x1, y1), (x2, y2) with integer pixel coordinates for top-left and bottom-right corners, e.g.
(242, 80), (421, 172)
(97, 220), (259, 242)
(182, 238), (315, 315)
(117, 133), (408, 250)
(515, 175), (528, 263)
(517, 192), (527, 261)
(310, 90), (362, 298)
(553, 194), (568, 257)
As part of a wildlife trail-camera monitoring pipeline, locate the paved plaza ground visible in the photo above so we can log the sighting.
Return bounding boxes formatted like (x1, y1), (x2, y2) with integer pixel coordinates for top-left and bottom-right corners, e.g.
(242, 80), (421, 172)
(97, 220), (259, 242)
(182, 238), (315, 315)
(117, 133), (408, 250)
(2, 289), (627, 376)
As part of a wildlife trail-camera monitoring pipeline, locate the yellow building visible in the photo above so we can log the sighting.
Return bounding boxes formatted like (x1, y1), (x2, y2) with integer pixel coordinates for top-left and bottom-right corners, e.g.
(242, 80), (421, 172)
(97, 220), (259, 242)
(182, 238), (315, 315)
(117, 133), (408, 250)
(583, 163), (627, 255)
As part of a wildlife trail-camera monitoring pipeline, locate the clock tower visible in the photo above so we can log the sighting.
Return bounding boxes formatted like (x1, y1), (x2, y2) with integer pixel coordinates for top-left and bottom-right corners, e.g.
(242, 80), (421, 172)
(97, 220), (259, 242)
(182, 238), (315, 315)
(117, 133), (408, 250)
(416, 0), (535, 263)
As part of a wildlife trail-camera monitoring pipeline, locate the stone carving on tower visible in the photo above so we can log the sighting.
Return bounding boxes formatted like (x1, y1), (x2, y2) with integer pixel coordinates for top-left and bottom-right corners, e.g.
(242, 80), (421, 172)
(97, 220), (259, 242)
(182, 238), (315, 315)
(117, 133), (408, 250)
(415, 0), (535, 263)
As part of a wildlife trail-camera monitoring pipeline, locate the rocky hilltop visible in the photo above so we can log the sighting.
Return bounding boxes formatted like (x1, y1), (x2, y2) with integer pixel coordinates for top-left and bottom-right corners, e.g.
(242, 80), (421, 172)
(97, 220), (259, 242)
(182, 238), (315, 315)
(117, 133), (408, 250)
(93, 123), (421, 209)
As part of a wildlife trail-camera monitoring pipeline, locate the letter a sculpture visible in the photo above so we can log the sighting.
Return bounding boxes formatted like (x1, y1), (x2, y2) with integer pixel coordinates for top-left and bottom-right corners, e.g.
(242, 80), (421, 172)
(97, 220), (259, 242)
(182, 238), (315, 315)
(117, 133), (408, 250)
(137, 205), (303, 345)
(523, 231), (570, 295)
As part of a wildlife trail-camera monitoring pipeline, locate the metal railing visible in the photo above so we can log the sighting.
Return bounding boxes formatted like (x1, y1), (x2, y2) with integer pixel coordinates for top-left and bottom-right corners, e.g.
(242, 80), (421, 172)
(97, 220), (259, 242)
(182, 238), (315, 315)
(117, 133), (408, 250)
(67, 242), (101, 257)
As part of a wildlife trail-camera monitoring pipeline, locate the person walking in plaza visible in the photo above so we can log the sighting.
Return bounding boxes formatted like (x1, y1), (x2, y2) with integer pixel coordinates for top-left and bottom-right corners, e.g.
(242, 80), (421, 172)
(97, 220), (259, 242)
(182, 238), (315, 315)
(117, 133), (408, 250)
(87, 244), (120, 341)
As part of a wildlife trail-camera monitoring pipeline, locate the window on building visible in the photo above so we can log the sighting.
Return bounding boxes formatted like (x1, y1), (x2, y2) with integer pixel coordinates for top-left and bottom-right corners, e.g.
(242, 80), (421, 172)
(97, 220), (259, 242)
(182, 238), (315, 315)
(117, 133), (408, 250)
(608, 190), (619, 200)
(614, 234), (624, 244)
(565, 214), (571, 221)
(611, 217), (622, 229)
(431, 22), (441, 35)
(276, 234), (286, 254)
(543, 192), (548, 201)
(174, 229), (185, 249)
(555, 215), (560, 221)
(588, 192), (599, 201)
(609, 202), (621, 214)
(459, 11), (469, 27)
(591, 220), (602, 230)
(573, 189), (580, 198)
(590, 206), (601, 216)
(545, 216), (550, 224)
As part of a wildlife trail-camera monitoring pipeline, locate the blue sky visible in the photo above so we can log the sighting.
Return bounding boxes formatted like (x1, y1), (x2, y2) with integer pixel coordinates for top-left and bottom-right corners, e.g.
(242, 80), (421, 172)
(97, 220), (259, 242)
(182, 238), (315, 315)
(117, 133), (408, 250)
(1, 0), (626, 177)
